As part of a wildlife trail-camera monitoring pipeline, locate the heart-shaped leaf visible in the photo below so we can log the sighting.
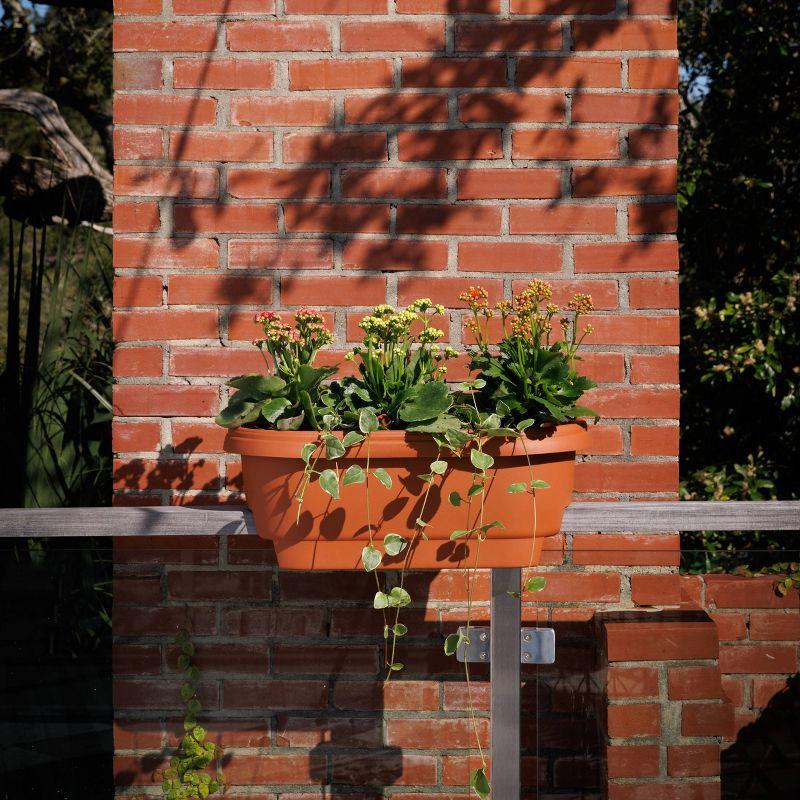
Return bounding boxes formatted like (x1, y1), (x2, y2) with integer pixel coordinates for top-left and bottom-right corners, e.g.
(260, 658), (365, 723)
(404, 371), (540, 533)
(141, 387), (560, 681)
(372, 468), (392, 489)
(507, 482), (527, 494)
(470, 449), (494, 472)
(383, 533), (408, 557)
(393, 623), (408, 637)
(449, 491), (462, 507)
(398, 381), (451, 422)
(373, 591), (389, 609)
(324, 434), (345, 460)
(301, 442), (317, 464)
(527, 577), (546, 592)
(387, 586), (411, 608)
(470, 766), (491, 800)
(450, 529), (473, 540)
(430, 459), (448, 475)
(359, 408), (379, 434)
(261, 397), (292, 423)
(361, 545), (382, 572)
(444, 632), (461, 656)
(319, 469), (339, 499)
(342, 431), (365, 447)
(530, 479), (550, 489)
(277, 412), (304, 431)
(343, 465), (366, 485)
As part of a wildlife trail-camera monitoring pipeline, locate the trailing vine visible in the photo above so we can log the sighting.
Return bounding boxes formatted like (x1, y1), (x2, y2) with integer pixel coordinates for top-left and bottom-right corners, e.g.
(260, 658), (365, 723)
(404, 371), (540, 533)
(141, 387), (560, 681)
(161, 629), (224, 800)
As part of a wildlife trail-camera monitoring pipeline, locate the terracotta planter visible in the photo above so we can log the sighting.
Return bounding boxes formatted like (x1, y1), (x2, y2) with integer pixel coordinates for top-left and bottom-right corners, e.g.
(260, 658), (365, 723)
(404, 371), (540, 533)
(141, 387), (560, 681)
(225, 423), (589, 570)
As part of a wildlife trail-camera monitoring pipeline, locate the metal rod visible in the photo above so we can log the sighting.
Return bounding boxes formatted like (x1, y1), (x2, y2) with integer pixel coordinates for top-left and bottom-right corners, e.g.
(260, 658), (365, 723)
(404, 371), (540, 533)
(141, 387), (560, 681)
(490, 567), (521, 800)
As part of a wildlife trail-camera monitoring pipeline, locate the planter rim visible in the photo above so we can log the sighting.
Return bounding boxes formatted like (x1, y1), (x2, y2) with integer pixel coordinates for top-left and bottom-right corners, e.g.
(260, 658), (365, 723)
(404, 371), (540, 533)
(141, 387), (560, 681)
(225, 421), (590, 459)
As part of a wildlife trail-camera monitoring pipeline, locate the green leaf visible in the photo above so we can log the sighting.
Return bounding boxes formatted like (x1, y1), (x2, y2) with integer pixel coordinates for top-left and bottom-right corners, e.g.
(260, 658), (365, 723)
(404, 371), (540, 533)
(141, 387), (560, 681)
(383, 624), (390, 639)
(215, 398), (260, 429)
(227, 373), (286, 396)
(319, 469), (339, 500)
(301, 442), (317, 464)
(343, 464), (366, 485)
(450, 529), (473, 540)
(448, 491), (462, 507)
(527, 577), (546, 592)
(517, 418), (536, 431)
(398, 381), (451, 422)
(389, 662), (404, 672)
(530, 479), (550, 489)
(468, 483), (484, 497)
(387, 586), (411, 608)
(478, 520), (504, 533)
(361, 545), (382, 572)
(507, 482), (527, 494)
(359, 408), (380, 434)
(373, 591), (389, 609)
(324, 434), (346, 460)
(261, 396), (292, 423)
(297, 364), (337, 391)
(276, 412), (304, 431)
(181, 641), (195, 657)
(177, 654), (190, 670)
(342, 431), (365, 447)
(444, 632), (461, 656)
(415, 517), (428, 528)
(393, 623), (408, 637)
(180, 682), (194, 701)
(383, 533), (408, 557)
(470, 766), (491, 800)
(470, 449), (494, 472)
(372, 468), (392, 489)
(430, 459), (448, 475)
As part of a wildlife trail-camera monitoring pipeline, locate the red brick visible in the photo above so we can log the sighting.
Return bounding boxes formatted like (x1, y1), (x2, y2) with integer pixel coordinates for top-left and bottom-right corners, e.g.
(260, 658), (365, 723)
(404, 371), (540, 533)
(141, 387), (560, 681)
(231, 96), (332, 126)
(514, 129), (618, 160)
(345, 94), (448, 124)
(629, 203), (678, 234)
(606, 621), (717, 662)
(573, 166), (677, 197)
(113, 385), (219, 417)
(229, 239), (333, 269)
(114, 346), (163, 378)
(512, 0), (614, 11)
(113, 310), (218, 342)
(113, 22), (218, 51)
(629, 0), (676, 12)
(168, 275), (272, 305)
(458, 91), (565, 122)
(115, 0), (162, 15)
(113, 457), (219, 491)
(114, 166), (218, 199)
(174, 204), (278, 233)
(114, 202), (160, 233)
(403, 57), (506, 87)
(667, 666), (723, 701)
(226, 21), (331, 52)
(581, 315), (678, 345)
(333, 680), (440, 711)
(168, 571), (271, 600)
(113, 128), (162, 160)
(113, 605), (216, 637)
(342, 20), (445, 51)
(585, 423), (624, 453)
(631, 574), (681, 606)
(398, 129), (502, 161)
(511, 204), (616, 234)
(711, 613), (747, 642)
(607, 704), (660, 738)
(275, 716), (382, 748)
(284, 202), (388, 233)
(228, 169), (330, 200)
(459, 242), (562, 272)
(224, 753), (325, 786)
(631, 425), (679, 456)
(221, 606), (325, 635)
(171, 422), (228, 453)
(631, 353), (679, 384)
(165, 643), (267, 674)
(630, 277), (679, 308)
(285, 0), (386, 11)
(606, 744), (660, 778)
(574, 534), (679, 567)
(573, 93), (678, 124)
(397, 0), (499, 10)
(681, 701), (735, 738)
(284, 132), (387, 162)
(630, 128), (679, 159)
(114, 56), (163, 90)
(629, 57), (678, 89)
(114, 94), (216, 126)
(173, 0), (274, 11)
(516, 56), (621, 88)
(169, 131), (273, 162)
(274, 645), (378, 675)
(170, 347), (263, 377)
(344, 168), (446, 199)
(113, 719), (163, 750)
(705, 576), (800, 610)
(223, 679), (328, 710)
(720, 675), (745, 705)
(749, 612), (800, 641)
(291, 59), (392, 90)
(668, 745), (720, 777)
(585, 387), (679, 418)
(458, 168), (561, 200)
(173, 58), (274, 90)
(397, 277), (502, 309)
(607, 666), (660, 699)
(530, 573), (620, 602)
(113, 421), (161, 453)
(577, 458), (677, 491)
(387, 718), (488, 749)
(331, 753), (437, 786)
(164, 718), (272, 749)
(456, 21), (561, 51)
(720, 644), (798, 674)
(343, 240), (448, 271)
(281, 276), (385, 307)
(572, 20), (677, 51)
(114, 276), (162, 307)
(113, 535), (220, 564)
(396, 205), (501, 235)
(113, 644), (162, 675)
(752, 677), (791, 708)
(575, 241), (678, 272)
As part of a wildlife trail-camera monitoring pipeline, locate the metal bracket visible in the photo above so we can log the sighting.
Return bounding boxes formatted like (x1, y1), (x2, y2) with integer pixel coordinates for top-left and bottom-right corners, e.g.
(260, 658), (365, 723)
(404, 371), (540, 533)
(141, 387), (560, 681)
(455, 626), (556, 664)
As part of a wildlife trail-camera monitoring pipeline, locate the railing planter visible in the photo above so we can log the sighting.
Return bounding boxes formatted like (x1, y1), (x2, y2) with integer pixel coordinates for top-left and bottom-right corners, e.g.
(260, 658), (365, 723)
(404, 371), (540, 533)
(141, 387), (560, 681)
(225, 422), (589, 570)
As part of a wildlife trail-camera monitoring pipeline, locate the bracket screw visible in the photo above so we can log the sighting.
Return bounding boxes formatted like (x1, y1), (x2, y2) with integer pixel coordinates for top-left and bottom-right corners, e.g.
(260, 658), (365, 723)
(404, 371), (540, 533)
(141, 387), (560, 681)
(523, 653), (531, 661)
(480, 652), (487, 660)
(480, 632), (488, 642)
(523, 633), (531, 641)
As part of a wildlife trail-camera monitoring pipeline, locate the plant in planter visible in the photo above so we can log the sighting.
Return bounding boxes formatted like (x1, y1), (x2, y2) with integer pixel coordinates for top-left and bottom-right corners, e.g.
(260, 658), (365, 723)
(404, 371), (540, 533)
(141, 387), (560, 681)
(218, 284), (597, 798)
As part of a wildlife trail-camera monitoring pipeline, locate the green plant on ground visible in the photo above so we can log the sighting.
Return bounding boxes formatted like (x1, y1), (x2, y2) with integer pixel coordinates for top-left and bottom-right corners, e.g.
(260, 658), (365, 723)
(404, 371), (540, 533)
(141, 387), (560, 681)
(162, 629), (225, 800)
(216, 283), (597, 799)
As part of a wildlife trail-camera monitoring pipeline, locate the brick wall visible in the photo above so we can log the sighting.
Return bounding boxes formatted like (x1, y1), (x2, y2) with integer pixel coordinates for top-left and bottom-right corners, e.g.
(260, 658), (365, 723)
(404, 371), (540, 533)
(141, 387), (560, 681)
(110, 0), (688, 796)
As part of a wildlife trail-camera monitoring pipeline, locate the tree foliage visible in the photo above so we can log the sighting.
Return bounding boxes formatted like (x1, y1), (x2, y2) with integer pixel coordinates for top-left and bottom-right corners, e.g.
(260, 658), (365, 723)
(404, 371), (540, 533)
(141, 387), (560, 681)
(679, 0), (800, 569)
